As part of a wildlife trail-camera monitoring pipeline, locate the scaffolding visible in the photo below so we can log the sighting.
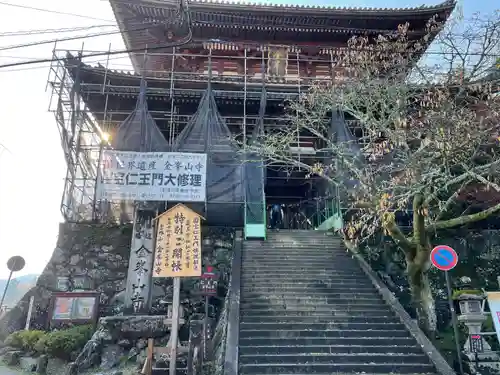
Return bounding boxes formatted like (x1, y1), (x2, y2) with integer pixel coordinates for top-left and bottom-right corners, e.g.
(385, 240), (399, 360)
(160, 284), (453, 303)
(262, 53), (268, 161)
(47, 43), (363, 223)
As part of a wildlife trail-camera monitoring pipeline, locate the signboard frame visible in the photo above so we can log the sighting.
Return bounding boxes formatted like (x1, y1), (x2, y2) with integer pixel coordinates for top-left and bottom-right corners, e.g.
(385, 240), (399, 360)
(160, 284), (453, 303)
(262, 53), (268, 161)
(48, 291), (100, 329)
(96, 151), (208, 202)
(152, 203), (204, 278)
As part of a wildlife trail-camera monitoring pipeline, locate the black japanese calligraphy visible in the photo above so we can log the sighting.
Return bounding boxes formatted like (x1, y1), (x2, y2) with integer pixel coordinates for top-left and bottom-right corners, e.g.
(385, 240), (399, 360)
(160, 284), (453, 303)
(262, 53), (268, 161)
(195, 162), (204, 172)
(175, 212), (185, 224)
(178, 174), (189, 186)
(164, 173), (176, 186)
(190, 174), (202, 187)
(134, 260), (148, 276)
(171, 261), (182, 272)
(173, 248), (183, 259)
(136, 245), (151, 258)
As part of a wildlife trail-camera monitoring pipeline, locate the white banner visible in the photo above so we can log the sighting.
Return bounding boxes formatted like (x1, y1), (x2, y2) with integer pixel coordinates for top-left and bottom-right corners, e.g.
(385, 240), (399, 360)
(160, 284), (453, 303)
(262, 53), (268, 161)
(97, 151), (207, 202)
(487, 292), (500, 344)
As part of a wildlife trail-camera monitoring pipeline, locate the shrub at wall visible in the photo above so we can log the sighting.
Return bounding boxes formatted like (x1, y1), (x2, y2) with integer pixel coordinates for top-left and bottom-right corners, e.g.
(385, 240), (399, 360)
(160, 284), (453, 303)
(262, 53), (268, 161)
(5, 325), (93, 360)
(35, 325), (93, 360)
(4, 330), (46, 352)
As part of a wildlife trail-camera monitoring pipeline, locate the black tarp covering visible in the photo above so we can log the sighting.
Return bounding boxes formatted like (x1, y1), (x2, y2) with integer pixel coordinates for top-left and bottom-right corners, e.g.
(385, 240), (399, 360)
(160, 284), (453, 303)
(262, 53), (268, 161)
(103, 78), (169, 223)
(173, 88), (244, 226)
(244, 86), (267, 226)
(329, 110), (364, 191)
(111, 78), (169, 153)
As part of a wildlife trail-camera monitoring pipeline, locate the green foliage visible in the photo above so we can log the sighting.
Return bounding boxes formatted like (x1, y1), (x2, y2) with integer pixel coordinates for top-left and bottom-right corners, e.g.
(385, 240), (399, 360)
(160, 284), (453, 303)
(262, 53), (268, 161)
(452, 289), (483, 300)
(34, 325), (93, 360)
(4, 330), (46, 352)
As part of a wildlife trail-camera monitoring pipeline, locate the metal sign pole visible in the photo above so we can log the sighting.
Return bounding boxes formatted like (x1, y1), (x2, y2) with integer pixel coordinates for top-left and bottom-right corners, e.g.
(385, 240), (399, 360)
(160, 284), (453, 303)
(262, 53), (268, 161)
(0, 269), (13, 309)
(445, 270), (464, 375)
(204, 294), (209, 359)
(430, 245), (463, 375)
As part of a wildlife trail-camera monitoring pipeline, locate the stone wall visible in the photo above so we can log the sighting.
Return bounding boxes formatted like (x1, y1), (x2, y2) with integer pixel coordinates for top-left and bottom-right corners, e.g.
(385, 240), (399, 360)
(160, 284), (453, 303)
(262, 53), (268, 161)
(0, 223), (132, 336)
(0, 223), (235, 338)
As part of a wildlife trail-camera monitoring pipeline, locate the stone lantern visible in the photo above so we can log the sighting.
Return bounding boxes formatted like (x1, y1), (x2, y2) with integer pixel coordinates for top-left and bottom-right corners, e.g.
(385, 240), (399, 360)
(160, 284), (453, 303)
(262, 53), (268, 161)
(457, 291), (500, 369)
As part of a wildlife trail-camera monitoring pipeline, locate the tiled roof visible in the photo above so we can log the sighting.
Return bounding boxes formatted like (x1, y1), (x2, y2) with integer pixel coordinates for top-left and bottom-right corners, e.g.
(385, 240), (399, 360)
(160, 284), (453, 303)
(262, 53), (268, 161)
(112, 0), (455, 13)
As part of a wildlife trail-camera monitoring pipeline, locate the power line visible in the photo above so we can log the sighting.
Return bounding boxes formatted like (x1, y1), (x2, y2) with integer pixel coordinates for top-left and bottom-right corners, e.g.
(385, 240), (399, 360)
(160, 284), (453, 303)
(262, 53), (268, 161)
(0, 21), (158, 52)
(0, 41), (499, 71)
(0, 25), (117, 37)
(0, 2), (193, 70)
(0, 1), (114, 23)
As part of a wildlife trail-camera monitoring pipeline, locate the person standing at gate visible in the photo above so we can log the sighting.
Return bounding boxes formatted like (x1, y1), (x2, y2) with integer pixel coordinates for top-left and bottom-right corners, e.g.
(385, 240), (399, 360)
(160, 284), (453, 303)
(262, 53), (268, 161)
(269, 203), (284, 231)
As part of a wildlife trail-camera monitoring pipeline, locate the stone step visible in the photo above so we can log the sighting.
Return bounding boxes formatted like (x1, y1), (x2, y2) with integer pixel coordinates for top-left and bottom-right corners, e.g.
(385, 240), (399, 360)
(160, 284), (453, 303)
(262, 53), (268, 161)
(239, 344), (424, 355)
(241, 272), (367, 279)
(241, 373), (436, 375)
(242, 261), (360, 268)
(241, 270), (366, 277)
(240, 322), (406, 331)
(240, 315), (400, 324)
(239, 336), (418, 347)
(243, 249), (345, 253)
(239, 353), (430, 365)
(241, 291), (380, 299)
(242, 251), (348, 262)
(242, 254), (350, 260)
(240, 279), (374, 287)
(242, 264), (362, 271)
(243, 246), (345, 251)
(240, 309), (395, 318)
(242, 259), (344, 265)
(239, 329), (410, 339)
(240, 298), (387, 308)
(239, 302), (390, 311)
(239, 362), (435, 374)
(241, 286), (378, 293)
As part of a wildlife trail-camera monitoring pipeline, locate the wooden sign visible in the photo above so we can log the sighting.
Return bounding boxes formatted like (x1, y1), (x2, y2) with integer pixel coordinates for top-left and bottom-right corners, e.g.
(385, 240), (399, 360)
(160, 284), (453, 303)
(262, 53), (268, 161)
(153, 204), (203, 278)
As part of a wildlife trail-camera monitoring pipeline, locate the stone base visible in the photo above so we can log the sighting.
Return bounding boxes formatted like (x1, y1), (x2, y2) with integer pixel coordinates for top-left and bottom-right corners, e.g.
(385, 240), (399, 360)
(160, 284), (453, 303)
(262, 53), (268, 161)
(72, 314), (178, 373)
(99, 315), (184, 340)
(468, 360), (500, 375)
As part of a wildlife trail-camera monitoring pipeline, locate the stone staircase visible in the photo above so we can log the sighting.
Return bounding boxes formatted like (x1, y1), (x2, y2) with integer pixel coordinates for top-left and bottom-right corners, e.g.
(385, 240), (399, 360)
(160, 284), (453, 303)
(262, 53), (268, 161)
(238, 230), (442, 375)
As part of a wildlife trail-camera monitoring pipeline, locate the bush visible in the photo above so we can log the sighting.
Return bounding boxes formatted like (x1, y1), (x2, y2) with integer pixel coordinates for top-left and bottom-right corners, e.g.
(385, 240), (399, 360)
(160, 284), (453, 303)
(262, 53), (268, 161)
(4, 330), (46, 352)
(35, 325), (93, 360)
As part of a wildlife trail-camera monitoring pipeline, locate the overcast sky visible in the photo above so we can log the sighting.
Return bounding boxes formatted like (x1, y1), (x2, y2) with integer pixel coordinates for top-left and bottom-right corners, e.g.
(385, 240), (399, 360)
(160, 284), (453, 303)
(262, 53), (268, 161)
(0, 0), (497, 279)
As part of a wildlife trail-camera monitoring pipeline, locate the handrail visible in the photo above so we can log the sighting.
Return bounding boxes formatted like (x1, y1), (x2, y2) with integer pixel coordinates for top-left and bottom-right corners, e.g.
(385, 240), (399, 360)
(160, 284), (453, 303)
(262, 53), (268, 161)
(223, 231), (243, 375)
(286, 187), (342, 230)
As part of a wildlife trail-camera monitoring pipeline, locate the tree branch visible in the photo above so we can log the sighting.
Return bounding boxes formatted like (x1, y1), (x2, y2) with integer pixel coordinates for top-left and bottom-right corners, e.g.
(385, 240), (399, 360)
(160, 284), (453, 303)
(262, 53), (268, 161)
(428, 200), (500, 231)
(382, 212), (416, 255)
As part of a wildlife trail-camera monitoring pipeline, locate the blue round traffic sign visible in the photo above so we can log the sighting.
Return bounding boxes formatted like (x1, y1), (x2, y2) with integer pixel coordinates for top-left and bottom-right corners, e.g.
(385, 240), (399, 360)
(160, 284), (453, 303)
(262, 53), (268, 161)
(430, 245), (458, 271)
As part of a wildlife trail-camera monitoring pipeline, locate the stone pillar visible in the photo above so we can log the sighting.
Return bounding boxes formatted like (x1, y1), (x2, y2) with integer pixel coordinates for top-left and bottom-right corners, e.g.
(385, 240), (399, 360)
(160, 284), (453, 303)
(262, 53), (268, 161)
(124, 204), (157, 314)
(457, 294), (500, 372)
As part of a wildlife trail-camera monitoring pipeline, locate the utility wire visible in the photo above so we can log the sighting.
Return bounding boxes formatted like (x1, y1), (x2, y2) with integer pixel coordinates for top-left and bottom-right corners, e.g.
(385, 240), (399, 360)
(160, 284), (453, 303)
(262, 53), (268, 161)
(0, 1), (115, 23)
(0, 25), (117, 37)
(0, 1), (193, 69)
(1, 41), (499, 70)
(0, 21), (161, 52)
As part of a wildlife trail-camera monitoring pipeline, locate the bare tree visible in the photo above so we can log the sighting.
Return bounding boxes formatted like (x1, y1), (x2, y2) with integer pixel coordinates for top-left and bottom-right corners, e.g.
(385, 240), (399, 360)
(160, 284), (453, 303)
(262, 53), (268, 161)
(249, 12), (500, 335)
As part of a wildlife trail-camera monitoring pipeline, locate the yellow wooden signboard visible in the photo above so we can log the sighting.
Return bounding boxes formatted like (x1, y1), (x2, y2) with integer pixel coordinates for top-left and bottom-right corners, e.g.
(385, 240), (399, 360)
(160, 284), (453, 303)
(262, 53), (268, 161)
(153, 204), (203, 278)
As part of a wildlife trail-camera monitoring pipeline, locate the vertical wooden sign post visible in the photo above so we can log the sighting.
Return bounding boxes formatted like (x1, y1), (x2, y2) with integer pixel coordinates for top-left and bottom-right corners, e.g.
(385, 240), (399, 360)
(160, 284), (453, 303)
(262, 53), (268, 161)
(153, 204), (204, 375)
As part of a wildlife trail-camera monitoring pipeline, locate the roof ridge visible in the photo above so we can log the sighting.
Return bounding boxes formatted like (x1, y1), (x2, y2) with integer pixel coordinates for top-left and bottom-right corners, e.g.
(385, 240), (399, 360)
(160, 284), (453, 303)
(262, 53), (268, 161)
(135, 0), (456, 12)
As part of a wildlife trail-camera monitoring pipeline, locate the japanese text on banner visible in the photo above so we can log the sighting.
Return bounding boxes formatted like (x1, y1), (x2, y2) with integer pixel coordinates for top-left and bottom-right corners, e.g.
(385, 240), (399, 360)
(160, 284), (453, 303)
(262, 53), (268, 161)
(153, 204), (203, 278)
(97, 151), (207, 202)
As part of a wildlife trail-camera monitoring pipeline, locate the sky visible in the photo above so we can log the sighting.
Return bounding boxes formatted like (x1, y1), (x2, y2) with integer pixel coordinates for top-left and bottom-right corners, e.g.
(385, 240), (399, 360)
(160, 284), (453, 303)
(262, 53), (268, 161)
(0, 0), (497, 279)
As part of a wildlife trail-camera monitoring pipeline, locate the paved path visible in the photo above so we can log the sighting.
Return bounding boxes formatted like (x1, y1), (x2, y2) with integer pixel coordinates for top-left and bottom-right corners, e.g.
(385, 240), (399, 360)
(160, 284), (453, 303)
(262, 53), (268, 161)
(0, 365), (23, 375)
